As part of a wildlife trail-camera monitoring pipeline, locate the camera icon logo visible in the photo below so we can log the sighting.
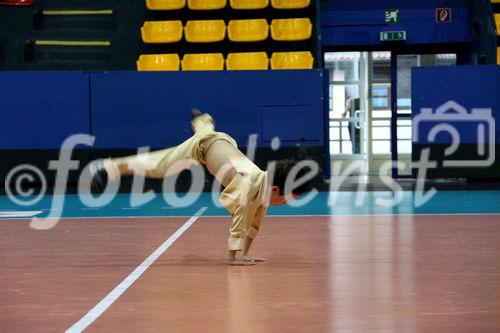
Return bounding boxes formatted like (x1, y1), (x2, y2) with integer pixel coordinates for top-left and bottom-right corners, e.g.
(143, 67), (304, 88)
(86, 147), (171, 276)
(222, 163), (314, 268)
(413, 101), (495, 167)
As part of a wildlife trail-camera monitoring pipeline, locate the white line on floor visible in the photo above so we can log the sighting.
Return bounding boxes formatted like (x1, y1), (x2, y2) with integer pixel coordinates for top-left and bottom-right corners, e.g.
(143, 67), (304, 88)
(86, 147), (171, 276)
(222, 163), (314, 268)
(65, 206), (207, 333)
(0, 211), (43, 218)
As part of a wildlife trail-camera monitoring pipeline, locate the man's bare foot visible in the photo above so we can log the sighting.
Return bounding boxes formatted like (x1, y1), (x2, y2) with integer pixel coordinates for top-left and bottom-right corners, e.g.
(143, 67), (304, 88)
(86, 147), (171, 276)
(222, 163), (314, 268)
(229, 259), (256, 266)
(191, 108), (202, 118)
(242, 256), (267, 263)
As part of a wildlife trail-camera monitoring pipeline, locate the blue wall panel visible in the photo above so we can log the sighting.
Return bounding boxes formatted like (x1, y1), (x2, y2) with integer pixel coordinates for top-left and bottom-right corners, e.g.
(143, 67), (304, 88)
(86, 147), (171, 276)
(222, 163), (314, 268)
(0, 72), (90, 149)
(412, 65), (500, 144)
(262, 105), (322, 142)
(91, 71), (325, 149)
(321, 0), (470, 47)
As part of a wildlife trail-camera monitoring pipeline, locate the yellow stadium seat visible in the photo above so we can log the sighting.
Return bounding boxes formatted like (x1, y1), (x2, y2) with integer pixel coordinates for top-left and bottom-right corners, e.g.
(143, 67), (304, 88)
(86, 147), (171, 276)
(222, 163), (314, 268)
(229, 0), (268, 10)
(497, 48), (500, 65)
(137, 54), (180, 71)
(228, 19), (269, 42)
(141, 21), (183, 43)
(188, 0), (226, 10)
(495, 14), (500, 36)
(146, 0), (186, 10)
(182, 53), (224, 70)
(185, 20), (226, 43)
(270, 51), (313, 69)
(271, 0), (309, 9)
(270, 18), (312, 41)
(226, 52), (269, 70)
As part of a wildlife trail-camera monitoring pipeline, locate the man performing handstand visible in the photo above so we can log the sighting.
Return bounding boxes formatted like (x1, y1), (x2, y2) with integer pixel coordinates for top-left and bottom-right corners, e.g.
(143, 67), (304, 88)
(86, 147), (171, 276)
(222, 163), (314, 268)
(90, 110), (312, 266)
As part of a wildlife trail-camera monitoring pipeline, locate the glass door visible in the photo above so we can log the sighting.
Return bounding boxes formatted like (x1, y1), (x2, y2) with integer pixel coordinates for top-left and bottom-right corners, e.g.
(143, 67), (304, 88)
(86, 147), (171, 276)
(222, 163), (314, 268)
(325, 52), (369, 175)
(325, 51), (391, 176)
(325, 51), (457, 179)
(369, 52), (393, 174)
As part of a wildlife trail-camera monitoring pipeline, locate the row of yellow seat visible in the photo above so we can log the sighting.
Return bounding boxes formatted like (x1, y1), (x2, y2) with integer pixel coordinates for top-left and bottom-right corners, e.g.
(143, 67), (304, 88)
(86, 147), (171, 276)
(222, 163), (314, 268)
(493, 7), (500, 64)
(146, 0), (309, 11)
(493, 11), (499, 64)
(141, 18), (312, 43)
(137, 51), (313, 70)
(495, 14), (500, 35)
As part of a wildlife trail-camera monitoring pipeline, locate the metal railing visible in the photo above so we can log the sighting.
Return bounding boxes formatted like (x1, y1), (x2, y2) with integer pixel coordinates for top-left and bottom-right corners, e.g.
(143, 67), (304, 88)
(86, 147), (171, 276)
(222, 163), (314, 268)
(329, 115), (412, 155)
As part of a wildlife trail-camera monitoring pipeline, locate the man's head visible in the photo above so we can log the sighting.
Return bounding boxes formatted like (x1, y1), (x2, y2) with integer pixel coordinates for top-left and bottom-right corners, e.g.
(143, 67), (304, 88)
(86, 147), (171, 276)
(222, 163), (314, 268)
(268, 159), (315, 206)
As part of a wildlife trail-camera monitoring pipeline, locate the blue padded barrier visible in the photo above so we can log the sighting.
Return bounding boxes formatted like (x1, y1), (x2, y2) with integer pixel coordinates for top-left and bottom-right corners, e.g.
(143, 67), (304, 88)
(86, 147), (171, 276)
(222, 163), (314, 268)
(90, 70), (325, 149)
(412, 65), (500, 145)
(0, 70), (325, 150)
(0, 72), (90, 149)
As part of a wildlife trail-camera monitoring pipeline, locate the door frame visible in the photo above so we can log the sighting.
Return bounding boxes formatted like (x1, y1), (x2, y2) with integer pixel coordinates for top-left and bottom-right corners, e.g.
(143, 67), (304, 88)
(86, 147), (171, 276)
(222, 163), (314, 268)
(323, 45), (465, 179)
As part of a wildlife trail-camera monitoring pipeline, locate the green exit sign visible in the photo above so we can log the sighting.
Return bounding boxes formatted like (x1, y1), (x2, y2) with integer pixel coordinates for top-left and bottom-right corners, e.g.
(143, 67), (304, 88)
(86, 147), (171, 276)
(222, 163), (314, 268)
(380, 31), (406, 41)
(385, 9), (400, 24)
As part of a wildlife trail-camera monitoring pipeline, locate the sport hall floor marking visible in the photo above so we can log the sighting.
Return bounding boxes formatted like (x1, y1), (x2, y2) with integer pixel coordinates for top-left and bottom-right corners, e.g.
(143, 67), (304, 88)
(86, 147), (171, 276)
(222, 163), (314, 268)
(0, 211), (43, 218)
(65, 206), (207, 333)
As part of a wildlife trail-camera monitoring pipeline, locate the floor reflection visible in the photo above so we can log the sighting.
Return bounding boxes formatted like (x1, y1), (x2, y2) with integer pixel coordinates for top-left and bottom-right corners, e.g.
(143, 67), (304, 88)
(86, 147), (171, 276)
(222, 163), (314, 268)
(330, 215), (416, 332)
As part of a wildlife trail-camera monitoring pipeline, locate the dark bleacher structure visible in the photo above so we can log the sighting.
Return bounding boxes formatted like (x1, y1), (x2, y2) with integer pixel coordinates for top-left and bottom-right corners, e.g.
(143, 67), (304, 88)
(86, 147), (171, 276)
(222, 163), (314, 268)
(0, 0), (320, 70)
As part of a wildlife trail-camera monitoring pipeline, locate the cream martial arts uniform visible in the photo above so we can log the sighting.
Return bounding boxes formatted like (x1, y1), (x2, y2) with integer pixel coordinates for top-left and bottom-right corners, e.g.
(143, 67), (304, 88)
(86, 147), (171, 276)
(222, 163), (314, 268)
(108, 114), (268, 251)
